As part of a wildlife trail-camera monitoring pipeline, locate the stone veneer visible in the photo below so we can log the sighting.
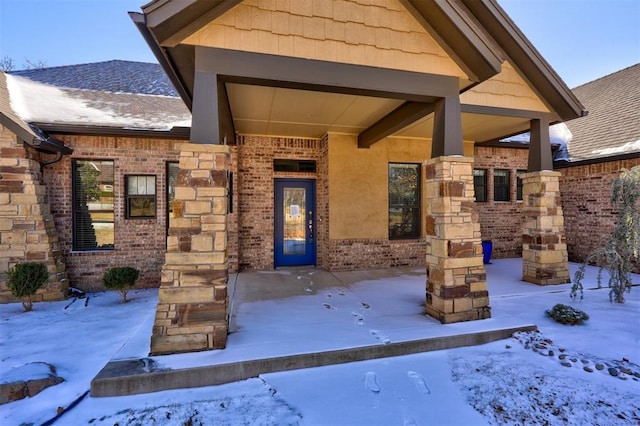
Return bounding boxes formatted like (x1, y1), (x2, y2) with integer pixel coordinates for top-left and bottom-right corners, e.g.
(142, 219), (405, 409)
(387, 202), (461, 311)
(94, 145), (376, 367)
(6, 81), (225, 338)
(0, 125), (68, 302)
(424, 156), (491, 323)
(150, 144), (230, 355)
(521, 171), (570, 285)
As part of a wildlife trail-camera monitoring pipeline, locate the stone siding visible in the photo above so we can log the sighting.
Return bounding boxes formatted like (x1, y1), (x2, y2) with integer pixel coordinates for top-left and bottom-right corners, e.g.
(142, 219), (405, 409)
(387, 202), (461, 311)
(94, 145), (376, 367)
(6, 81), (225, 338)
(0, 125), (68, 302)
(45, 135), (181, 291)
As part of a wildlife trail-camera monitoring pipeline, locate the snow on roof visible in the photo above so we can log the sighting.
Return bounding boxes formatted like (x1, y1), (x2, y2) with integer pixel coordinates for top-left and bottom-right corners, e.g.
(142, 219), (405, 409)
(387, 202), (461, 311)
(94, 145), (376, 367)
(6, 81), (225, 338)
(6, 73), (191, 130)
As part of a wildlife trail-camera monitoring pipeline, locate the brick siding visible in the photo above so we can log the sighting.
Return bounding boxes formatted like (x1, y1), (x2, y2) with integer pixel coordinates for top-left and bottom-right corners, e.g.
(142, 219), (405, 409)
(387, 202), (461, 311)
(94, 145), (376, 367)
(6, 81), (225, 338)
(473, 145), (529, 259)
(45, 135), (180, 292)
(558, 157), (640, 272)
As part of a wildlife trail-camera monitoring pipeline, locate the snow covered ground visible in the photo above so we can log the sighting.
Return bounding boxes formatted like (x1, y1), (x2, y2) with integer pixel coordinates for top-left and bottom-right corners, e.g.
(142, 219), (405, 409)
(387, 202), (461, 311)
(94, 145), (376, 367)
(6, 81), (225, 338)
(1, 259), (639, 425)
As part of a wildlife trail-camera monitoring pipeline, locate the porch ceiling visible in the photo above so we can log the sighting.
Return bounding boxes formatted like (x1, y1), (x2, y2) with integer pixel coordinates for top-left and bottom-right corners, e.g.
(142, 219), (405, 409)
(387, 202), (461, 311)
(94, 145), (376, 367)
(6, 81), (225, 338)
(226, 83), (535, 143)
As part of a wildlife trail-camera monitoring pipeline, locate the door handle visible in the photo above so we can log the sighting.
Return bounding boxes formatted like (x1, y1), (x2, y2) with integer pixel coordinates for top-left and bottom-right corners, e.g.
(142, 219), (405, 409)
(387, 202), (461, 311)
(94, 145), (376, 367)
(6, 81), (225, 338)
(308, 210), (314, 243)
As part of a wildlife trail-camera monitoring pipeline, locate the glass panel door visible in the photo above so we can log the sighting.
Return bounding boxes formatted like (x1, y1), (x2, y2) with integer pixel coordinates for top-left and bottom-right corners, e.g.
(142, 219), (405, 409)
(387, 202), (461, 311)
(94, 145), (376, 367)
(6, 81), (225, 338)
(275, 179), (316, 267)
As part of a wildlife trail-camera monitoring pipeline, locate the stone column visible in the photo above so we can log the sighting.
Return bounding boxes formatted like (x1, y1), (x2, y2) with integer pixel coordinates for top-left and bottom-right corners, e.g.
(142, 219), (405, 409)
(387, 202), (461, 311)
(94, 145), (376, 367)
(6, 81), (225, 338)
(150, 143), (230, 355)
(0, 126), (67, 303)
(424, 156), (491, 323)
(521, 171), (570, 285)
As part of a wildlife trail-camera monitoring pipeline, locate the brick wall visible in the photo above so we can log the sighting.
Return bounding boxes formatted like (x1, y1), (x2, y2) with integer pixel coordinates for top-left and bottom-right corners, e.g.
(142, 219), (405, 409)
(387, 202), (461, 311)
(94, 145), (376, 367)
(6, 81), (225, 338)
(235, 135), (325, 271)
(558, 157), (640, 271)
(473, 145), (529, 259)
(45, 135), (181, 292)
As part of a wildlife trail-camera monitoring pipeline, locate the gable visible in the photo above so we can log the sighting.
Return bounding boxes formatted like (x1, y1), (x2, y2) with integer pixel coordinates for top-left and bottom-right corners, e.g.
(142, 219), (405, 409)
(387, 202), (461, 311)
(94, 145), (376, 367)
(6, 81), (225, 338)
(461, 60), (551, 112)
(181, 0), (468, 78)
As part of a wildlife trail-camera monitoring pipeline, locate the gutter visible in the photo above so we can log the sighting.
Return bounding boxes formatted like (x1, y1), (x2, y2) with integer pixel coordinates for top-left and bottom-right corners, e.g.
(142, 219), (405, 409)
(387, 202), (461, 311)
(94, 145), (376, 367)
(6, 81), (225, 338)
(34, 122), (191, 140)
(0, 112), (72, 155)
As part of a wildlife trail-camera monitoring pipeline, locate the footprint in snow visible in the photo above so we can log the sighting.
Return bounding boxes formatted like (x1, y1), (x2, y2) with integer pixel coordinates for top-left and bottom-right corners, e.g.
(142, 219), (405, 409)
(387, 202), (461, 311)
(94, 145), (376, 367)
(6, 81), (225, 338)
(407, 371), (431, 395)
(352, 312), (365, 326)
(323, 303), (336, 310)
(404, 416), (419, 426)
(364, 372), (381, 394)
(361, 302), (370, 309)
(371, 329), (391, 344)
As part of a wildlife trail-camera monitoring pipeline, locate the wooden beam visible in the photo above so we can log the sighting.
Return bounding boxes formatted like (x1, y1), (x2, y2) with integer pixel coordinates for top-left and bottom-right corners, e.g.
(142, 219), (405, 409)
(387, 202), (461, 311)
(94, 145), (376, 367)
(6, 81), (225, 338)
(196, 47), (459, 102)
(432, 96), (464, 157)
(358, 102), (435, 148)
(528, 118), (554, 171)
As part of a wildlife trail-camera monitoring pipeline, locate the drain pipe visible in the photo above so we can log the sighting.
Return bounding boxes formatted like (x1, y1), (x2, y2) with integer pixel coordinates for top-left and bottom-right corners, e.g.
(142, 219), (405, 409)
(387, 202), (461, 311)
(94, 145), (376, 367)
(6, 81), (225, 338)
(39, 151), (64, 173)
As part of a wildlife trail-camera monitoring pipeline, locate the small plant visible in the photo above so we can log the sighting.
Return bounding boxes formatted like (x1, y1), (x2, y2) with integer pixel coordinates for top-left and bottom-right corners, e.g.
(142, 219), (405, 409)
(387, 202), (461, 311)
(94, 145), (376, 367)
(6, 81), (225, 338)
(6, 262), (49, 311)
(545, 303), (589, 325)
(102, 267), (139, 303)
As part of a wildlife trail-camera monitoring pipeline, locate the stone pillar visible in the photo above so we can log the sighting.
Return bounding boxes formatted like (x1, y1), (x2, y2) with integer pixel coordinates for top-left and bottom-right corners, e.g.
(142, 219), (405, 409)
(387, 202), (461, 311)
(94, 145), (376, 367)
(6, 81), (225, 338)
(0, 126), (68, 303)
(424, 156), (491, 323)
(150, 143), (230, 355)
(522, 171), (570, 285)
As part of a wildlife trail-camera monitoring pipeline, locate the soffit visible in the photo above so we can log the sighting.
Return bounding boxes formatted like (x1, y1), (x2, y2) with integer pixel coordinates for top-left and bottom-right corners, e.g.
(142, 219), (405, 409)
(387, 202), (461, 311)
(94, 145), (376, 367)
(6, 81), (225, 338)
(226, 83), (403, 138)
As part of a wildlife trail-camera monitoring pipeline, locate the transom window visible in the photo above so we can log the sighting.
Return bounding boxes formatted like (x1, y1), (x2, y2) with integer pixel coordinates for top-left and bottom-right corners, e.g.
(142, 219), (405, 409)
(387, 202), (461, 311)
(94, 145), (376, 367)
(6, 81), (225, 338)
(388, 163), (420, 240)
(126, 175), (156, 219)
(72, 159), (114, 251)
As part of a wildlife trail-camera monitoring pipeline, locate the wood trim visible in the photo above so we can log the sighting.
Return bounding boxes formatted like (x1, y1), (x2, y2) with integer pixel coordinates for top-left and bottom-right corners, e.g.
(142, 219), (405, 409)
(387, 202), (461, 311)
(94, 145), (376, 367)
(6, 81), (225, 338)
(358, 102), (435, 149)
(463, 0), (587, 121)
(196, 47), (460, 102)
(402, 0), (502, 82)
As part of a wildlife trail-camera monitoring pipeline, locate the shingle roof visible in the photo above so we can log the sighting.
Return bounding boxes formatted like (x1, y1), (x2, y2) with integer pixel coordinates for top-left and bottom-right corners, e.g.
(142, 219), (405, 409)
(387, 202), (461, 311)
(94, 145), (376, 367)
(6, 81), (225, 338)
(565, 63), (640, 161)
(10, 60), (178, 97)
(5, 61), (191, 131)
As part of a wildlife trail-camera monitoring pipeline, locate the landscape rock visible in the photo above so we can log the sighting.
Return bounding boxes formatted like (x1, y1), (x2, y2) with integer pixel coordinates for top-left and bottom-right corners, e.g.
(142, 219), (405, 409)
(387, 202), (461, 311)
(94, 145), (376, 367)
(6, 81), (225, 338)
(0, 362), (64, 405)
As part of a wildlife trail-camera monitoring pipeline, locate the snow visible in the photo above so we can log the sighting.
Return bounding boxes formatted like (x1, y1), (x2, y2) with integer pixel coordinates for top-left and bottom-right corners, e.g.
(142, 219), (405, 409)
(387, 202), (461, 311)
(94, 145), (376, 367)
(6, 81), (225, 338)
(592, 139), (640, 156)
(1, 259), (639, 425)
(5, 74), (191, 130)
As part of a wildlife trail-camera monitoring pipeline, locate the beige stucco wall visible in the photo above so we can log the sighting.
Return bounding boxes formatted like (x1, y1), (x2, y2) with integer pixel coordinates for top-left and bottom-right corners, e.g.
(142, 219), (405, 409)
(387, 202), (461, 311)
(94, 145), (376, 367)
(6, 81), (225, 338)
(327, 133), (474, 240)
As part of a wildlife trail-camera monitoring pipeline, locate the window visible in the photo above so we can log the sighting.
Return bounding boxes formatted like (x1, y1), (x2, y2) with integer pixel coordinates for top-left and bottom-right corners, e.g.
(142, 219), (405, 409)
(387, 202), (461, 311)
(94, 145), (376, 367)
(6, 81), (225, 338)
(126, 175), (156, 218)
(516, 170), (527, 201)
(167, 162), (179, 220)
(72, 160), (114, 251)
(494, 169), (511, 202)
(388, 163), (420, 239)
(473, 169), (487, 202)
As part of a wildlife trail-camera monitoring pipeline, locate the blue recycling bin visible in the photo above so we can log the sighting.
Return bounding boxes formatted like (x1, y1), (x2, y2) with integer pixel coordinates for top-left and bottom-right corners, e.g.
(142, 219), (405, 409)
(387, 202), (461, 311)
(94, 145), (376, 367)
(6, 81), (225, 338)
(482, 240), (493, 264)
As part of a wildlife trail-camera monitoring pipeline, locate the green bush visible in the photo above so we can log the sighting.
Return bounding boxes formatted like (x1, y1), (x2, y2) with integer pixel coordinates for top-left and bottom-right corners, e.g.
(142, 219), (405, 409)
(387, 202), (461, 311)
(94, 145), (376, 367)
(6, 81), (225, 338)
(6, 262), (49, 311)
(545, 303), (589, 325)
(102, 267), (139, 303)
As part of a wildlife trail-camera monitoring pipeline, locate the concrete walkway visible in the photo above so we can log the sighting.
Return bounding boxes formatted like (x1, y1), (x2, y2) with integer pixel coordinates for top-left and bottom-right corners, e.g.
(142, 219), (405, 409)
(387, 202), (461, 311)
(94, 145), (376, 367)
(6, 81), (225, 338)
(92, 263), (538, 396)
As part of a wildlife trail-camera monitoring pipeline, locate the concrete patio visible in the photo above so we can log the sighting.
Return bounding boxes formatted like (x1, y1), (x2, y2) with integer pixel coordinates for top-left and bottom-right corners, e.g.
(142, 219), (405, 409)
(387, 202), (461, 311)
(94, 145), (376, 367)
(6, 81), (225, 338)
(90, 258), (567, 396)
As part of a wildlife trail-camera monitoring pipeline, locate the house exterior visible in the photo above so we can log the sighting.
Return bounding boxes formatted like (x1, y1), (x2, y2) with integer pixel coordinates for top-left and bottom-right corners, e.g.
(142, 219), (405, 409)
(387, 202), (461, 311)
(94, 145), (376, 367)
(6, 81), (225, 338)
(1, 0), (593, 355)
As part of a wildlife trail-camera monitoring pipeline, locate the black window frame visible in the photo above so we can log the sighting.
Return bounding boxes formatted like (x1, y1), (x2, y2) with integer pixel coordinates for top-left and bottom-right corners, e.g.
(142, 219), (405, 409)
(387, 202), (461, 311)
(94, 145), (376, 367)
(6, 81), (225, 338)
(493, 169), (511, 202)
(388, 163), (421, 240)
(473, 169), (488, 202)
(516, 169), (527, 201)
(125, 174), (157, 219)
(71, 159), (115, 251)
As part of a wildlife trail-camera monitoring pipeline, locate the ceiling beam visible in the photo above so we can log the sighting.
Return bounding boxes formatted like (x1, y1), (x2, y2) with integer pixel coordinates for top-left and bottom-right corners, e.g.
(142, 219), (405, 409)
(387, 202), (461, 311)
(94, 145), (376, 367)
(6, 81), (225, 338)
(358, 102), (435, 149)
(196, 47), (460, 102)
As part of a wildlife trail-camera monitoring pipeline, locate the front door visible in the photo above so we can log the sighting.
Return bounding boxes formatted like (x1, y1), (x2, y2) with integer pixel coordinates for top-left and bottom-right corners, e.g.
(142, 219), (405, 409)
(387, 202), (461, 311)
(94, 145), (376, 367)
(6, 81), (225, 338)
(274, 179), (316, 267)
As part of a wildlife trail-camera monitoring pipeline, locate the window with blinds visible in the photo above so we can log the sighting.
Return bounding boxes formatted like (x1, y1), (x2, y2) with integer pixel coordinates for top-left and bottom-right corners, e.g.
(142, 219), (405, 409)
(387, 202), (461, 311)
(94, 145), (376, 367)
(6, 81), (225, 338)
(388, 163), (420, 240)
(72, 159), (114, 251)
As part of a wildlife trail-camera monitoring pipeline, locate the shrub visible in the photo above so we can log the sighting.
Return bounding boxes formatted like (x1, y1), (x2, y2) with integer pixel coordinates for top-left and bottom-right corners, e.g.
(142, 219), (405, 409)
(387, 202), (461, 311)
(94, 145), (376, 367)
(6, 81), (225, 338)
(545, 304), (589, 325)
(102, 267), (139, 303)
(6, 262), (49, 311)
